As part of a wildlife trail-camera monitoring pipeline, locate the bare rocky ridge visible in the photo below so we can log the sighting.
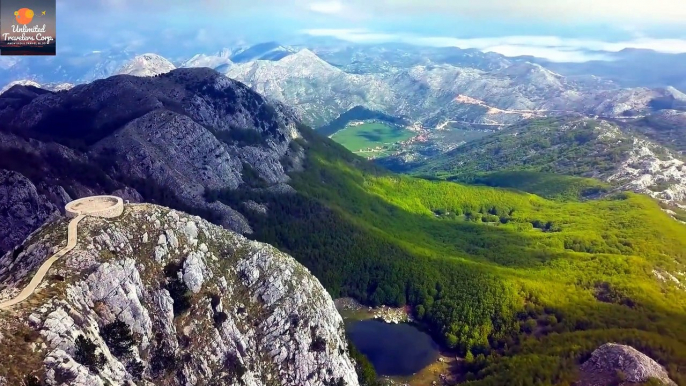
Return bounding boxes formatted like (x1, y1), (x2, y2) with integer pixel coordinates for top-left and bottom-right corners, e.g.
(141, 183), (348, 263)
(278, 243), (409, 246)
(0, 80), (73, 94)
(115, 53), (177, 77)
(226, 48), (686, 127)
(0, 170), (61, 257)
(0, 67), (305, 255)
(182, 49), (234, 70)
(578, 343), (676, 386)
(0, 203), (359, 386)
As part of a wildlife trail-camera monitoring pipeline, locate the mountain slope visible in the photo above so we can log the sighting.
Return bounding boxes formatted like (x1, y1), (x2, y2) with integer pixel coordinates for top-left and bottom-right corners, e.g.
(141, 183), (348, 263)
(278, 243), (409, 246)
(628, 109), (686, 153)
(227, 49), (686, 129)
(0, 80), (73, 94)
(0, 67), (302, 255)
(216, 126), (686, 384)
(182, 49), (234, 70)
(0, 203), (359, 385)
(226, 49), (397, 127)
(2, 71), (686, 385)
(115, 53), (176, 77)
(230, 42), (296, 63)
(411, 117), (686, 206)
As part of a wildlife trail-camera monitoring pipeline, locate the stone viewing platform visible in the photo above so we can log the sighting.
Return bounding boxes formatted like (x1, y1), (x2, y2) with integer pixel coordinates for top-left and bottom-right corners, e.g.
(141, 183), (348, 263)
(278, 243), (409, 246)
(65, 195), (124, 218)
(0, 196), (124, 310)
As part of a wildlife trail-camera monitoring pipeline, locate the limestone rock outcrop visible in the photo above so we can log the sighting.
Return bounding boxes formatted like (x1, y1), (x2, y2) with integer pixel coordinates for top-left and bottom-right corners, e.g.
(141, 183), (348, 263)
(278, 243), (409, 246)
(0, 203), (359, 386)
(578, 343), (676, 386)
(0, 170), (60, 257)
(0, 67), (306, 255)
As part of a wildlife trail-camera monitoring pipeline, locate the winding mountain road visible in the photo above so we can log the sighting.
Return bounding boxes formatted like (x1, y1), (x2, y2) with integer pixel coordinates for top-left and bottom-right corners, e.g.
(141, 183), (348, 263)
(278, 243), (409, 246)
(0, 195), (124, 310)
(0, 215), (84, 310)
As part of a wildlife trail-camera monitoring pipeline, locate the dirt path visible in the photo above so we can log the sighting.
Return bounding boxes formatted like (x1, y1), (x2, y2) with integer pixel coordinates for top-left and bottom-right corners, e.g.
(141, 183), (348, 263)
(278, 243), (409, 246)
(0, 215), (85, 310)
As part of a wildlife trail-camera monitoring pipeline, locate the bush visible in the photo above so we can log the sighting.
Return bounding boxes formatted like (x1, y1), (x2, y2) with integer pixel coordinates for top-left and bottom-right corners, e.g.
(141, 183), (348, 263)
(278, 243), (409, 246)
(166, 279), (192, 316)
(311, 336), (327, 352)
(213, 311), (229, 328)
(102, 320), (136, 357)
(164, 261), (192, 316)
(224, 352), (247, 381)
(126, 360), (145, 380)
(74, 335), (106, 373)
(24, 375), (42, 386)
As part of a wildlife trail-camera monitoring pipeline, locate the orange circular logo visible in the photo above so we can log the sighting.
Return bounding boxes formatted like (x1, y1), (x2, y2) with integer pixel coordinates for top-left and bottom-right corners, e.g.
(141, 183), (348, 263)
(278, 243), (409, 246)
(14, 8), (34, 24)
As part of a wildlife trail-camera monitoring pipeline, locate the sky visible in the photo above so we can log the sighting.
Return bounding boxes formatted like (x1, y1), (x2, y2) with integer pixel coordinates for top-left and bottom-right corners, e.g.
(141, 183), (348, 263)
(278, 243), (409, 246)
(55, 0), (686, 62)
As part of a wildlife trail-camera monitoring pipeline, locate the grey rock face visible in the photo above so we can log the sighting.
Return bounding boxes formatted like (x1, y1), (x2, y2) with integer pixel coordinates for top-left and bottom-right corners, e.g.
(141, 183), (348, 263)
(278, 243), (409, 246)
(579, 343), (676, 386)
(226, 49), (685, 127)
(115, 53), (176, 77)
(111, 187), (143, 203)
(0, 67), (303, 254)
(0, 170), (60, 257)
(0, 204), (359, 386)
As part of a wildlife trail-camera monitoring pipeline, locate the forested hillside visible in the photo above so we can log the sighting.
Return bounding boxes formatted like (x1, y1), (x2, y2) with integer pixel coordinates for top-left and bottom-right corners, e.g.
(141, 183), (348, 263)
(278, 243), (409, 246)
(208, 125), (686, 385)
(409, 116), (686, 209)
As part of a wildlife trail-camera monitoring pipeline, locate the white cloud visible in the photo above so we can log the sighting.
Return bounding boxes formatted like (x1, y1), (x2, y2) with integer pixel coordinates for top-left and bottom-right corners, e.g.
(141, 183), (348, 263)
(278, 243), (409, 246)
(325, 0), (686, 24)
(303, 28), (398, 43)
(60, 0), (686, 25)
(302, 29), (686, 62)
(308, 1), (344, 14)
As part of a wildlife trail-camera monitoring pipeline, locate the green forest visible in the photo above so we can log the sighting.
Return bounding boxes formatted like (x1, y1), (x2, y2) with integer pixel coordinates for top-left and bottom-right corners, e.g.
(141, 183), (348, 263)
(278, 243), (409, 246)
(205, 125), (686, 385)
(412, 117), (633, 180)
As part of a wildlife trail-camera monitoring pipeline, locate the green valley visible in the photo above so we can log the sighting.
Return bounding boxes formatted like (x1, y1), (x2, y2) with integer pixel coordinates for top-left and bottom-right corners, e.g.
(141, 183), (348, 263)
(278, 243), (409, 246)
(329, 122), (415, 158)
(207, 125), (686, 385)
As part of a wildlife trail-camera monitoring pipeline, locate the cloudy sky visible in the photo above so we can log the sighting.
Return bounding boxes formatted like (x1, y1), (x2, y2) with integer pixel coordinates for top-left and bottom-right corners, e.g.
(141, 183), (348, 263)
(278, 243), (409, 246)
(56, 0), (686, 61)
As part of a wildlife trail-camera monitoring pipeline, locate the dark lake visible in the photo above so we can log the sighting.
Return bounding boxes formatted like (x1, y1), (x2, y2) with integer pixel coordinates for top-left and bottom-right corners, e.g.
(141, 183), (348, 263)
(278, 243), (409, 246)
(347, 319), (440, 376)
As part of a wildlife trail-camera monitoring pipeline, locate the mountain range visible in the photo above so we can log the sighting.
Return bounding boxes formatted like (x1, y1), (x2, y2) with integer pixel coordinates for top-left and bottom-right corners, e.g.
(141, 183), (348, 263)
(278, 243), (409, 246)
(4, 42), (686, 130)
(2, 41), (686, 386)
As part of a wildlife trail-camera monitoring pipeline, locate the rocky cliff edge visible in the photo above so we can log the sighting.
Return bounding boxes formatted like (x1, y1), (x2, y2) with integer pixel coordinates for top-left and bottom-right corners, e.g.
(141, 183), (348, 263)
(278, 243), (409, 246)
(0, 203), (359, 386)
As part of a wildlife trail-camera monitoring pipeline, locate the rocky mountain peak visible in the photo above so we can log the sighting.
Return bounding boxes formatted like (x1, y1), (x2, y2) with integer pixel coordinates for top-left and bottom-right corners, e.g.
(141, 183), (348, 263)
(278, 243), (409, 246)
(183, 49), (234, 70)
(116, 53), (176, 77)
(0, 80), (74, 95)
(0, 203), (360, 385)
(0, 67), (304, 253)
(579, 343), (676, 385)
(277, 48), (339, 74)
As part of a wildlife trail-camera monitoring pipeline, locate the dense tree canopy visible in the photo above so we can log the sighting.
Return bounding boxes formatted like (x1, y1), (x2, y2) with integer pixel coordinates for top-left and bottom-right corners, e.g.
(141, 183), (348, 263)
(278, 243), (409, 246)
(208, 125), (686, 384)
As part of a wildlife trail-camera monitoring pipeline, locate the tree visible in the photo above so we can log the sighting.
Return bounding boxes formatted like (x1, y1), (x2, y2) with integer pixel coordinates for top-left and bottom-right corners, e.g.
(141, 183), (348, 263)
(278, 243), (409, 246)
(465, 350), (475, 363)
(74, 335), (106, 373)
(102, 320), (136, 357)
(445, 333), (459, 348)
(415, 305), (426, 319)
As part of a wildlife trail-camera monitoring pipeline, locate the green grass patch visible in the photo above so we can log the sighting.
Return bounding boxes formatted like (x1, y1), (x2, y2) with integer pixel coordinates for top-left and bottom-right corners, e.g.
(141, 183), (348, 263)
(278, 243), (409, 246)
(330, 122), (414, 155)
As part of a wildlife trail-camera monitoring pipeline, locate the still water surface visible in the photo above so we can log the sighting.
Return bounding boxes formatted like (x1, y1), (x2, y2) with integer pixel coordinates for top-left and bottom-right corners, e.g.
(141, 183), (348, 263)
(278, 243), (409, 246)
(347, 319), (440, 376)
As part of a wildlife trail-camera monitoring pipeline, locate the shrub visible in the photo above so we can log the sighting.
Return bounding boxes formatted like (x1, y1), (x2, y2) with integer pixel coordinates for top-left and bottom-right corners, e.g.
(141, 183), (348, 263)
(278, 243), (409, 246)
(166, 279), (192, 316)
(311, 336), (327, 352)
(101, 320), (136, 357)
(126, 360), (145, 380)
(224, 352), (247, 380)
(213, 311), (229, 328)
(24, 375), (43, 386)
(74, 335), (106, 373)
(164, 261), (192, 316)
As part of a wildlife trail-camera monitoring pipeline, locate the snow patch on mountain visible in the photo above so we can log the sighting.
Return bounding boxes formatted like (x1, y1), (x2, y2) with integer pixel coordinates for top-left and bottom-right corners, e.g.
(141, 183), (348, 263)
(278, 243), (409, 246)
(0, 80), (74, 94)
(116, 54), (176, 77)
(182, 49), (233, 70)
